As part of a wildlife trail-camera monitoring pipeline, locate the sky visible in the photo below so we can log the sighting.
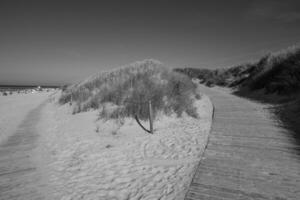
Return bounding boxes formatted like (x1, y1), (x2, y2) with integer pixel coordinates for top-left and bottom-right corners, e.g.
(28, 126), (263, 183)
(1, 0), (300, 85)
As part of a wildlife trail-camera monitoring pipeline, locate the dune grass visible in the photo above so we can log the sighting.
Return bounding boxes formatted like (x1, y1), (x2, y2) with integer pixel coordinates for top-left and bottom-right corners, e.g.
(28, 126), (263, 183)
(176, 45), (300, 95)
(176, 45), (300, 144)
(243, 46), (300, 94)
(59, 59), (199, 120)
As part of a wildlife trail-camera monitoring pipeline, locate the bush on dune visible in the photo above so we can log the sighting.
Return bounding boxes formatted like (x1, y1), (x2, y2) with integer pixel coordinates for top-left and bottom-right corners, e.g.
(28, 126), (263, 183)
(174, 66), (252, 87)
(176, 45), (300, 141)
(176, 45), (300, 96)
(59, 59), (199, 120)
(244, 47), (300, 94)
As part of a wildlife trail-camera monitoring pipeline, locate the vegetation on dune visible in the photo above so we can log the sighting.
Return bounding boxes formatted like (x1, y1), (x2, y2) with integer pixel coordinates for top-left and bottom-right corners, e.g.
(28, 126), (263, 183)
(244, 47), (300, 94)
(175, 45), (300, 143)
(176, 46), (300, 95)
(174, 65), (254, 87)
(59, 59), (199, 120)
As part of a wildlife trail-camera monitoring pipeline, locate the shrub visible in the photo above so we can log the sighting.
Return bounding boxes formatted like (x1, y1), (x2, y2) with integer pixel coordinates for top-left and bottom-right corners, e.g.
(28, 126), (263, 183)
(243, 47), (300, 94)
(59, 59), (198, 120)
(176, 45), (300, 142)
(205, 79), (215, 87)
(60, 84), (70, 92)
(176, 45), (300, 96)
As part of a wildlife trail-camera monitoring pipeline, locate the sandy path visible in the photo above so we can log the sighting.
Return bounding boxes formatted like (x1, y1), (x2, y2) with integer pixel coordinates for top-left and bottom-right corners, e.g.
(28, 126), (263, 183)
(0, 100), (52, 200)
(0, 93), (51, 144)
(185, 85), (300, 200)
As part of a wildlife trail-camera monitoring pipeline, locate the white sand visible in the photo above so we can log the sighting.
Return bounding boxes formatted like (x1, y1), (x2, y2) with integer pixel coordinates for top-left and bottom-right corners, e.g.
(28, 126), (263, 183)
(0, 91), (52, 144)
(35, 92), (213, 200)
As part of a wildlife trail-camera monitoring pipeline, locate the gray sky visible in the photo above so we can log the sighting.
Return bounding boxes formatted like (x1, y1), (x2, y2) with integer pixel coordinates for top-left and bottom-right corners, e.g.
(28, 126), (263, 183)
(1, 0), (300, 85)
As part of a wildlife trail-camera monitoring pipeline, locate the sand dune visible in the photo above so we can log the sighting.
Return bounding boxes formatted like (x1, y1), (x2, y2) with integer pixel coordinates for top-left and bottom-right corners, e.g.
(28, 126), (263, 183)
(36, 92), (213, 200)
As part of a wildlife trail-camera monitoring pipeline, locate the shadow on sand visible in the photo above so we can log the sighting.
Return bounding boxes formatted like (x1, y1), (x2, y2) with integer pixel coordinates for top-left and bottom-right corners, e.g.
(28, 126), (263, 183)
(233, 88), (300, 155)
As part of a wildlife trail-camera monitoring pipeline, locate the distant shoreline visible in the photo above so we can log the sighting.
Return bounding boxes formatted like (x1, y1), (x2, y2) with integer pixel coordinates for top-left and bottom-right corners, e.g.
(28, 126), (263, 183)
(0, 85), (60, 89)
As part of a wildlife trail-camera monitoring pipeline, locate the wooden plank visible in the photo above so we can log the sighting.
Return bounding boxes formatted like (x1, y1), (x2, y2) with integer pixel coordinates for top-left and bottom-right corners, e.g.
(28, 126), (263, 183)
(184, 85), (300, 200)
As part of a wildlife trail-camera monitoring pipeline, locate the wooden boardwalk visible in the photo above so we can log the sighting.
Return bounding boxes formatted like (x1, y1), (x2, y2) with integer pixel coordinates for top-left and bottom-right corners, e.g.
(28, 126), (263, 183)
(185, 86), (300, 200)
(0, 102), (48, 200)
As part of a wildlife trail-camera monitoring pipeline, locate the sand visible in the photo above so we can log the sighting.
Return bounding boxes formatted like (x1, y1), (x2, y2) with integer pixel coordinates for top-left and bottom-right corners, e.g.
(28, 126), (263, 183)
(0, 91), (52, 144)
(35, 91), (213, 200)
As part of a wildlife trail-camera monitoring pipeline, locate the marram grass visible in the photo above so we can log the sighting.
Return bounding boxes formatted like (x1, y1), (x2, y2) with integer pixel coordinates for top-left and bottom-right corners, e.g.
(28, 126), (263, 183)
(59, 59), (199, 120)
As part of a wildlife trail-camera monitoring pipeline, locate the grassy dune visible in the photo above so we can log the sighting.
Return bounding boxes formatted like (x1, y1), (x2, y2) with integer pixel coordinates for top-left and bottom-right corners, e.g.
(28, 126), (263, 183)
(176, 45), (300, 142)
(176, 46), (300, 93)
(59, 59), (199, 120)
